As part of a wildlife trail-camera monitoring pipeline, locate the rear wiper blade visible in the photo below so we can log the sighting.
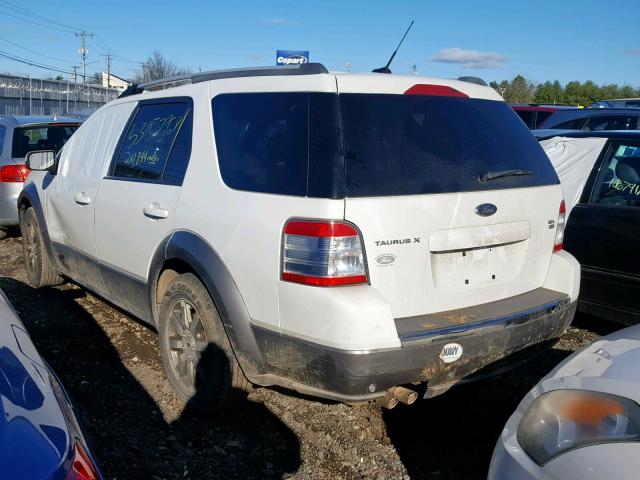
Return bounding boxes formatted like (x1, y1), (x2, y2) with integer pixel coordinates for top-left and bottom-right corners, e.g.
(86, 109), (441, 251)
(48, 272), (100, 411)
(478, 169), (533, 182)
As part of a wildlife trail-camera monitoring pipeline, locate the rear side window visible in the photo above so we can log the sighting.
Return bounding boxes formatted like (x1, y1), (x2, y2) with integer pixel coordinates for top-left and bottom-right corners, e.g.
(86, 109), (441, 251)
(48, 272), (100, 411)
(212, 93), (343, 197)
(111, 101), (192, 184)
(583, 115), (637, 131)
(340, 94), (559, 197)
(552, 118), (584, 130)
(12, 124), (78, 158)
(590, 142), (640, 207)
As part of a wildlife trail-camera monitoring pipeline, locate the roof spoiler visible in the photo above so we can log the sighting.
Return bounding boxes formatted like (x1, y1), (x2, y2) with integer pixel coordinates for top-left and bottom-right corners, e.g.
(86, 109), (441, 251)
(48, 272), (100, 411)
(118, 63), (329, 98)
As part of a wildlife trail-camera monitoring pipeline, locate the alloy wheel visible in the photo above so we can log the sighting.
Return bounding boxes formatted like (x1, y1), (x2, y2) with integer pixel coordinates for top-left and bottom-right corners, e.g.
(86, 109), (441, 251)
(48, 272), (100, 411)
(167, 299), (208, 390)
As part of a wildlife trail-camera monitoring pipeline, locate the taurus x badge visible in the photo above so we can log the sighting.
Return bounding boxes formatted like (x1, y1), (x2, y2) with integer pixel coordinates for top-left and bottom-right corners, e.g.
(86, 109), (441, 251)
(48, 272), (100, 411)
(475, 203), (497, 217)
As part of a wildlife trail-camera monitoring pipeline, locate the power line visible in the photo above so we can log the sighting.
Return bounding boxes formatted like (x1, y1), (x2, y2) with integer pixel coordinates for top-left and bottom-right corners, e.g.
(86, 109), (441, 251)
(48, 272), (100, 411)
(0, 49), (76, 76)
(93, 34), (144, 65)
(0, 7), (75, 33)
(0, 48), (104, 77)
(0, 0), (82, 32)
(0, 34), (79, 65)
(88, 37), (107, 56)
(93, 35), (113, 53)
(0, 2), (137, 78)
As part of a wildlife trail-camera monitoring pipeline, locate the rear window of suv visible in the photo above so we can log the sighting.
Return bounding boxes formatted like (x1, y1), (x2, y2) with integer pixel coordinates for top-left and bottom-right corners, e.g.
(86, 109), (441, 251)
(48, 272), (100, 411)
(341, 94), (558, 197)
(12, 123), (79, 158)
(212, 92), (558, 198)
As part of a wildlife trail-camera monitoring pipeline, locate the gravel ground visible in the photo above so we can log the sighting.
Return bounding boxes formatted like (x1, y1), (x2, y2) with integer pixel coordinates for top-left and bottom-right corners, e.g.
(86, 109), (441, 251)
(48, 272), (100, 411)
(0, 232), (619, 479)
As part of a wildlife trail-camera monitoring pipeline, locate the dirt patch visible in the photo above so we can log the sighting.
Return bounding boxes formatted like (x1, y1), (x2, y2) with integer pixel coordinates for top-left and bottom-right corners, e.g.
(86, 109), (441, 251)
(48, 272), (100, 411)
(0, 233), (613, 479)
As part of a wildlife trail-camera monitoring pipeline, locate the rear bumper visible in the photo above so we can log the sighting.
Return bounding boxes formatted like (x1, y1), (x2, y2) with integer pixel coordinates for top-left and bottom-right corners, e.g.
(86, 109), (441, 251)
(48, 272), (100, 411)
(0, 181), (22, 226)
(252, 290), (576, 402)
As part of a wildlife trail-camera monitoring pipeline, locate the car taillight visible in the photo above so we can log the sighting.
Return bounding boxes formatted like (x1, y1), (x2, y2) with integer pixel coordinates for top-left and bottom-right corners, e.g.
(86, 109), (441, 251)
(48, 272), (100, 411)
(282, 219), (368, 286)
(0, 164), (29, 182)
(65, 443), (99, 480)
(553, 200), (566, 252)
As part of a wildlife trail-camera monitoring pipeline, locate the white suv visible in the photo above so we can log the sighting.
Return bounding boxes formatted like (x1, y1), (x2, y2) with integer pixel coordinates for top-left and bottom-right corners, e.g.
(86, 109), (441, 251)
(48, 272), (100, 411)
(19, 63), (580, 413)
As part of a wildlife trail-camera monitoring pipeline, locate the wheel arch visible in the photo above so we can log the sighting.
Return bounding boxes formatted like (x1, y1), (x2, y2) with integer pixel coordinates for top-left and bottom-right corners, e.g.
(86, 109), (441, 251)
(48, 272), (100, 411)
(17, 184), (57, 265)
(148, 230), (266, 380)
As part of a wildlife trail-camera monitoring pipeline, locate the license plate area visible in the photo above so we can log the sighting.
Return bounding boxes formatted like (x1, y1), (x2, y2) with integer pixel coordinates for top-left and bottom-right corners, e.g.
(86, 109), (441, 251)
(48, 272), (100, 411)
(430, 241), (526, 293)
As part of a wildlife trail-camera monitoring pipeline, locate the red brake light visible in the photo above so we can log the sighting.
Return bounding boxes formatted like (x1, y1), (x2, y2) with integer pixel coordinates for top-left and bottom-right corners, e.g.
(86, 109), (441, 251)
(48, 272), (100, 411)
(0, 164), (29, 182)
(404, 84), (469, 98)
(284, 221), (358, 237)
(553, 200), (566, 252)
(282, 220), (368, 287)
(65, 443), (99, 480)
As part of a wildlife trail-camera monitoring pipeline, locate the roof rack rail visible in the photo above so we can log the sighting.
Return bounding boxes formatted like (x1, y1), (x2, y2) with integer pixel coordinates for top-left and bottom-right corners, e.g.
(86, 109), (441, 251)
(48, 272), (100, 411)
(118, 63), (329, 99)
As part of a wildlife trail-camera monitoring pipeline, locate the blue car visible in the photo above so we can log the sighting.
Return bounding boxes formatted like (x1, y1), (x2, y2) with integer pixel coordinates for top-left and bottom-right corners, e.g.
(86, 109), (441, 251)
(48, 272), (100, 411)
(0, 289), (101, 480)
(540, 107), (640, 131)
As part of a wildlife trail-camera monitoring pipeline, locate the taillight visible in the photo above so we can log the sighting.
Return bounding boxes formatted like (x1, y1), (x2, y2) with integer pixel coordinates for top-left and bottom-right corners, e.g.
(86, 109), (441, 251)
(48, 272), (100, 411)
(65, 443), (99, 480)
(0, 164), (29, 182)
(553, 200), (566, 252)
(282, 219), (368, 286)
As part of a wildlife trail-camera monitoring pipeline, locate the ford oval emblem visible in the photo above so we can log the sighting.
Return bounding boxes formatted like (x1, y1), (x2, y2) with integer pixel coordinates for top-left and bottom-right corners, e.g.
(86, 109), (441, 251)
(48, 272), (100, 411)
(475, 203), (497, 217)
(375, 254), (396, 265)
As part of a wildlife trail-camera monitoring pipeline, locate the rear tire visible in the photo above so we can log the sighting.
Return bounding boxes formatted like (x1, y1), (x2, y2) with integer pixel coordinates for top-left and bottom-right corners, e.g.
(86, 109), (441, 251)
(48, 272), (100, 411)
(20, 207), (63, 288)
(158, 273), (250, 416)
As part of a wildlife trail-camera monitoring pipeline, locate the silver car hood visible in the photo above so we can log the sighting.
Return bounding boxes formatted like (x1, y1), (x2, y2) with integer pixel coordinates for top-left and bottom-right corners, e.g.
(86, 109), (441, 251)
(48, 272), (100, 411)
(538, 324), (640, 403)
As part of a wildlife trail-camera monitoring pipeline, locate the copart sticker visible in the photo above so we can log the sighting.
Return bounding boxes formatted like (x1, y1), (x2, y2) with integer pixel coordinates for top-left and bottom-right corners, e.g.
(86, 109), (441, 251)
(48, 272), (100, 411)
(439, 343), (463, 364)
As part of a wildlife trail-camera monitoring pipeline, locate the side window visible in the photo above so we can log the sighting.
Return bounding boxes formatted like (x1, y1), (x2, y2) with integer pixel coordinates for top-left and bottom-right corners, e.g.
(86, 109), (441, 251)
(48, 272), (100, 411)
(160, 110), (193, 185)
(212, 93), (308, 196)
(584, 115), (634, 131)
(552, 118), (584, 130)
(0, 126), (5, 155)
(111, 101), (191, 183)
(590, 142), (640, 207)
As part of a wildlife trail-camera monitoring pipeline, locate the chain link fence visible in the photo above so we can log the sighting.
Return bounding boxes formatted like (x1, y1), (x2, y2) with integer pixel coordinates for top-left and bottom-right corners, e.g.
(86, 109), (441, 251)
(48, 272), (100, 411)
(0, 74), (121, 116)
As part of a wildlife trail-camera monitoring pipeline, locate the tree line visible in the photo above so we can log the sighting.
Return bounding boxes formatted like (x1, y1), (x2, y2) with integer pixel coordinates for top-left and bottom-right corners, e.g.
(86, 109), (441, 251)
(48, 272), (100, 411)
(489, 76), (640, 106)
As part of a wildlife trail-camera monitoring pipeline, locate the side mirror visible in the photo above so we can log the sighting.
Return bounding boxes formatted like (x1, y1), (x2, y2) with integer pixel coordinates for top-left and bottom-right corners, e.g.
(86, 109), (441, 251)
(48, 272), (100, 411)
(25, 150), (56, 171)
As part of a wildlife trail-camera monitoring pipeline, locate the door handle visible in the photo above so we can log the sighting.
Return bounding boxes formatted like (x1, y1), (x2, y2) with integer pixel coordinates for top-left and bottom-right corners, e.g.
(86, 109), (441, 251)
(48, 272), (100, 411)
(143, 203), (169, 220)
(74, 192), (91, 205)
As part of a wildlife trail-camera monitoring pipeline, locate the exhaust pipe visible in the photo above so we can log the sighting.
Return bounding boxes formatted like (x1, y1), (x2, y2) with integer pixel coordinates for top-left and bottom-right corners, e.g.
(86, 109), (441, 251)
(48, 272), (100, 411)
(388, 386), (418, 405)
(375, 392), (399, 410)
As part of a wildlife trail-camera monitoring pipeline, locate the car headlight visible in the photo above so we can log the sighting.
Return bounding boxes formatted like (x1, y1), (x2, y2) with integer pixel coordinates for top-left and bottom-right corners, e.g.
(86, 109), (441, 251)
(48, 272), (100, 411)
(517, 389), (640, 465)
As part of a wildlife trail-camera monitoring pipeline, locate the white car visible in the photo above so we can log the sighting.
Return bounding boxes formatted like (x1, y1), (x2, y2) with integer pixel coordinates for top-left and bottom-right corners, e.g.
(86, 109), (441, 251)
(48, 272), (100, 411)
(489, 324), (640, 480)
(18, 63), (580, 413)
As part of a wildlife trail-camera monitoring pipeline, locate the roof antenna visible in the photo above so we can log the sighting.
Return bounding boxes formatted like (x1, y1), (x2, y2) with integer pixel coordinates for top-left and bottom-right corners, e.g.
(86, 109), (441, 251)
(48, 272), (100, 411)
(373, 20), (414, 74)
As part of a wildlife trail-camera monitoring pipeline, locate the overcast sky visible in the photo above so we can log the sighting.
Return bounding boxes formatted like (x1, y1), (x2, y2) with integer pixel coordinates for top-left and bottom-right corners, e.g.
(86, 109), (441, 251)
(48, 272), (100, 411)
(1, 0), (638, 86)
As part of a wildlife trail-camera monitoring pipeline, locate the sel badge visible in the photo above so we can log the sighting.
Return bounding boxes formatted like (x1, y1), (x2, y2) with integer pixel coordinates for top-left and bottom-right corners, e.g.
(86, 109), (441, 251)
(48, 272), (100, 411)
(439, 343), (463, 363)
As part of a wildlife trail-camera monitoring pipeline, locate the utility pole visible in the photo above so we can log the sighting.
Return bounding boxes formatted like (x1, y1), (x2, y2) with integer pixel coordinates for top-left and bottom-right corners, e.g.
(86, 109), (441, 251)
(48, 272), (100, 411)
(72, 66), (78, 84)
(101, 53), (113, 88)
(74, 31), (94, 84)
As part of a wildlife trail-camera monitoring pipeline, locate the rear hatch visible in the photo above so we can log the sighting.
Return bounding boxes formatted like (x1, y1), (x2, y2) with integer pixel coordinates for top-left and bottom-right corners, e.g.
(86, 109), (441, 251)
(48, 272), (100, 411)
(337, 78), (562, 319)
